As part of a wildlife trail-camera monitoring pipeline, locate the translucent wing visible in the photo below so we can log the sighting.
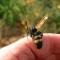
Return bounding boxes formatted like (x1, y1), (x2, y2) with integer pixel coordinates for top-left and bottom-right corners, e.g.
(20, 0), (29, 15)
(35, 13), (48, 30)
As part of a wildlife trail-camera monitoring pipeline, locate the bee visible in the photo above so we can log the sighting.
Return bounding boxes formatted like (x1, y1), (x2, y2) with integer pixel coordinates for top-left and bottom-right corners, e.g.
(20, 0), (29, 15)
(26, 13), (48, 49)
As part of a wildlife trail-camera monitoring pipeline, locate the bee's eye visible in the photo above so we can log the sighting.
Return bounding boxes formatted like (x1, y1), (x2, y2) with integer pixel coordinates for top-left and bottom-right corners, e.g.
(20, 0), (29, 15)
(30, 26), (37, 36)
(31, 26), (37, 33)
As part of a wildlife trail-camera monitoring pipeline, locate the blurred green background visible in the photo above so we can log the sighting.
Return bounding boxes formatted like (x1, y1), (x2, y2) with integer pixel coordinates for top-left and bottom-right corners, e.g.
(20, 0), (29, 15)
(0, 0), (60, 47)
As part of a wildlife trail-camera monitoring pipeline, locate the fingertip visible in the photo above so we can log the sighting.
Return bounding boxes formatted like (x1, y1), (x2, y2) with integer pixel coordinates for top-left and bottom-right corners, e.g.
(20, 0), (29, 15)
(5, 33), (60, 59)
(7, 36), (33, 51)
(43, 33), (60, 55)
(27, 33), (60, 59)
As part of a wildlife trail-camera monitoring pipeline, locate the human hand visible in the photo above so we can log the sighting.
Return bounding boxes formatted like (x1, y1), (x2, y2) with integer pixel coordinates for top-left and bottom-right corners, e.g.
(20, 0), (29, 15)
(0, 33), (60, 60)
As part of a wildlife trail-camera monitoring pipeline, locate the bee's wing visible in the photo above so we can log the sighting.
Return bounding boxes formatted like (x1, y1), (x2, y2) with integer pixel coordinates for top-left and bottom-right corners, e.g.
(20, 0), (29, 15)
(25, 21), (28, 36)
(35, 13), (48, 30)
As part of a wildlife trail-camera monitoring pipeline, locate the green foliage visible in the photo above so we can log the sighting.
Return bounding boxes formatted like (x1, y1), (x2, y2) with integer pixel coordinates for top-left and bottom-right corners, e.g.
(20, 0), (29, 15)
(0, 0), (60, 34)
(0, 0), (27, 27)
(0, 0), (60, 47)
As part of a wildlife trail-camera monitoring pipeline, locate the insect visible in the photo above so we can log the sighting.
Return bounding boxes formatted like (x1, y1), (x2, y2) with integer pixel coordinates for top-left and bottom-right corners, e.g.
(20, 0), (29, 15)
(26, 13), (48, 49)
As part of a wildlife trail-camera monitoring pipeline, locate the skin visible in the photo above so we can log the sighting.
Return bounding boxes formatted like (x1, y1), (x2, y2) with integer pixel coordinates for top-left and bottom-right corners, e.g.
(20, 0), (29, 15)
(0, 33), (60, 60)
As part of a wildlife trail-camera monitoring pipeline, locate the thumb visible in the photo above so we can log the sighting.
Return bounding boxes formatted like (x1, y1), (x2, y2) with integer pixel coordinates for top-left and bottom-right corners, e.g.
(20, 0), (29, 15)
(0, 36), (35, 60)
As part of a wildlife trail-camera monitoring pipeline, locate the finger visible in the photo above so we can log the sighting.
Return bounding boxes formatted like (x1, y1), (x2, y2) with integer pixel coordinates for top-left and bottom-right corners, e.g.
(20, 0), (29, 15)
(45, 33), (60, 54)
(44, 33), (60, 60)
(0, 36), (35, 60)
(1, 33), (60, 60)
(27, 33), (60, 59)
(9, 33), (60, 60)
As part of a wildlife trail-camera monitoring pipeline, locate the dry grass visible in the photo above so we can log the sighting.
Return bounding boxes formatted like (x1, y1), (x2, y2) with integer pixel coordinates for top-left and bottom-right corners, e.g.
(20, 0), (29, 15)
(0, 35), (21, 47)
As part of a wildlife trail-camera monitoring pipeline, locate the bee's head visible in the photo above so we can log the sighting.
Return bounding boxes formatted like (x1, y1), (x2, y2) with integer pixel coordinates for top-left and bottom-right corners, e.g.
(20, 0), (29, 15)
(30, 26), (37, 36)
